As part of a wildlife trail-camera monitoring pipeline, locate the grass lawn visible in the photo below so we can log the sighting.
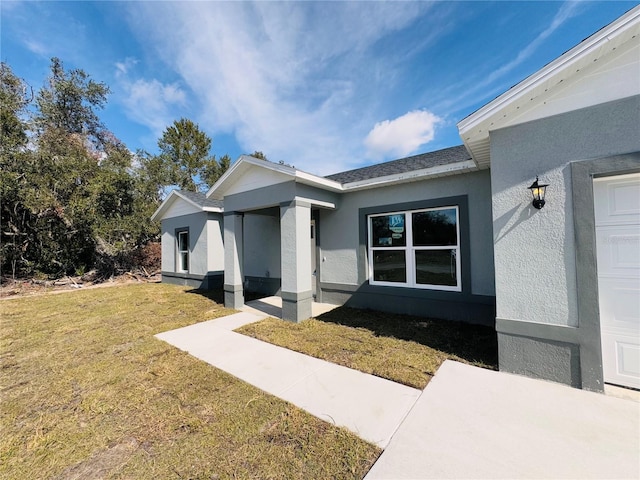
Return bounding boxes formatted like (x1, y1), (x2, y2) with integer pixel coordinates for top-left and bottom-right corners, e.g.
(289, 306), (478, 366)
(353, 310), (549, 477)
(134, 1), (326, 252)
(1, 284), (380, 479)
(237, 306), (498, 390)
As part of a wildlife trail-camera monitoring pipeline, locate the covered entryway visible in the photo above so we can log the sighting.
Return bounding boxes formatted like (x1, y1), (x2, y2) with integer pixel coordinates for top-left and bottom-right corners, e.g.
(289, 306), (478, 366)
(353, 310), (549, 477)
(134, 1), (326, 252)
(594, 172), (640, 389)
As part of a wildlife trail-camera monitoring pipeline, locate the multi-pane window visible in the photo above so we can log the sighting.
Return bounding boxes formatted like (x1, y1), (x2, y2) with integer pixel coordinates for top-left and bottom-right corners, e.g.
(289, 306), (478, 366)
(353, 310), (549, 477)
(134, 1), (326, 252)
(368, 206), (461, 291)
(177, 230), (189, 272)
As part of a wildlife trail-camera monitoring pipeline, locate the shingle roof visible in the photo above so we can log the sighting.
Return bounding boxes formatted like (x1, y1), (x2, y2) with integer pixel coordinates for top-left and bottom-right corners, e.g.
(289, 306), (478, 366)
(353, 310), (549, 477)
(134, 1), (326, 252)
(178, 190), (224, 209)
(325, 145), (471, 184)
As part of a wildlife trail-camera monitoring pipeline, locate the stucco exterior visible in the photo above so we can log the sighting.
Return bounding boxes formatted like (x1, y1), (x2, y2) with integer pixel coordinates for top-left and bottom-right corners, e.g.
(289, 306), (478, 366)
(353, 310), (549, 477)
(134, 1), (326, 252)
(490, 96), (640, 389)
(160, 211), (224, 289)
(318, 169), (496, 325)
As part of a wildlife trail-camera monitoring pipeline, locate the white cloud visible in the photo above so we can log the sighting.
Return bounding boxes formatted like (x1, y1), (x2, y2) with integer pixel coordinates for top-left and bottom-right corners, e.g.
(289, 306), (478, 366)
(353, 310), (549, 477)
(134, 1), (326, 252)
(118, 75), (187, 136)
(364, 110), (442, 160)
(124, 1), (442, 175)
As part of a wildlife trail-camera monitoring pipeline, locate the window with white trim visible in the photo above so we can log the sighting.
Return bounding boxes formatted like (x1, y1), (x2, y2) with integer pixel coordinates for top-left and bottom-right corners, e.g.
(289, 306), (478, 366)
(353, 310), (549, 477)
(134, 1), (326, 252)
(177, 229), (189, 272)
(368, 206), (461, 291)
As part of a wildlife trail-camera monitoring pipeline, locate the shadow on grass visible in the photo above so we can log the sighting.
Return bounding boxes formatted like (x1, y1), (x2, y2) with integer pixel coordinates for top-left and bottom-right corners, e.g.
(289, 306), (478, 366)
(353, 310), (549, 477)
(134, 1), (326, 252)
(183, 288), (269, 306)
(316, 306), (498, 369)
(184, 288), (225, 305)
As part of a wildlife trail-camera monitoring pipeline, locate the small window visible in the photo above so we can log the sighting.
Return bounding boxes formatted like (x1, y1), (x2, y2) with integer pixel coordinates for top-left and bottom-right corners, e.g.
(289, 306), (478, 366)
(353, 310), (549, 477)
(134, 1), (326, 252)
(368, 206), (461, 291)
(177, 230), (189, 272)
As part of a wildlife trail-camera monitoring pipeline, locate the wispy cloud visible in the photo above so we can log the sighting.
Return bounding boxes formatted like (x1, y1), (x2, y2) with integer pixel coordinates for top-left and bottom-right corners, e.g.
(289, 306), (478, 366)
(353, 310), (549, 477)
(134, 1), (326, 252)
(116, 67), (187, 136)
(125, 1), (442, 174)
(436, 1), (584, 117)
(364, 110), (442, 160)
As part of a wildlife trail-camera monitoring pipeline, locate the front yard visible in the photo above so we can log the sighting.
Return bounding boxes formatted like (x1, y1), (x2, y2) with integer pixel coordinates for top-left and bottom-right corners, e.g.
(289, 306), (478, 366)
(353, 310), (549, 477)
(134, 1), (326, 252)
(1, 284), (379, 479)
(238, 304), (497, 389)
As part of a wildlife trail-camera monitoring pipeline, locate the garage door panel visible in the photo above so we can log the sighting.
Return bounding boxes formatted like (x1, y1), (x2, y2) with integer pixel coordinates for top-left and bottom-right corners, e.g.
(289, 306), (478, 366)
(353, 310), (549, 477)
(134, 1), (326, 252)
(594, 172), (640, 389)
(598, 280), (640, 331)
(593, 174), (640, 225)
(601, 333), (640, 389)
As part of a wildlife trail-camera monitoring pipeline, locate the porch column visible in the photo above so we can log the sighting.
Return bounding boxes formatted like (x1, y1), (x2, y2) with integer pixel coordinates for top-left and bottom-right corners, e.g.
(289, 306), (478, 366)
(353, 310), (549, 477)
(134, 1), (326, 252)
(280, 200), (312, 322)
(224, 212), (244, 309)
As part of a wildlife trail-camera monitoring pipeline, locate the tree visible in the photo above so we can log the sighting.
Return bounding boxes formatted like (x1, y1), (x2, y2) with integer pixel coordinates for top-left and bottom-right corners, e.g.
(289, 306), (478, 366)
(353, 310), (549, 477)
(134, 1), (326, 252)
(250, 150), (268, 160)
(202, 154), (232, 189)
(0, 63), (32, 277)
(154, 118), (233, 192)
(156, 118), (212, 191)
(34, 57), (110, 145)
(1, 58), (162, 278)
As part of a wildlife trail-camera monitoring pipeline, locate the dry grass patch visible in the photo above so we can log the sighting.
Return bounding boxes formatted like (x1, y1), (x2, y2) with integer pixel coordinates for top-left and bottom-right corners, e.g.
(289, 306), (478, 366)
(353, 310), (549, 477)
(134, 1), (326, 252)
(1, 284), (380, 479)
(237, 306), (497, 389)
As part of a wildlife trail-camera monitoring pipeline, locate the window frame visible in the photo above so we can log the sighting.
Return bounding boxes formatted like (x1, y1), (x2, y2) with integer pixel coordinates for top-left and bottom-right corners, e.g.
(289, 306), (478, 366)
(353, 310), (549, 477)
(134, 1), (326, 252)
(368, 206), (462, 292)
(176, 228), (190, 273)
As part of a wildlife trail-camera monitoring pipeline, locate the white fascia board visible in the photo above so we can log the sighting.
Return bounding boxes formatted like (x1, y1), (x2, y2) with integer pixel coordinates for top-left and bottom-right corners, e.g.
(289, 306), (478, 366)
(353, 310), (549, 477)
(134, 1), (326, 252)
(205, 155), (250, 199)
(293, 196), (336, 209)
(207, 154), (344, 198)
(458, 6), (640, 137)
(294, 170), (344, 192)
(202, 206), (224, 213)
(341, 160), (478, 192)
(150, 190), (180, 222)
(151, 190), (217, 221)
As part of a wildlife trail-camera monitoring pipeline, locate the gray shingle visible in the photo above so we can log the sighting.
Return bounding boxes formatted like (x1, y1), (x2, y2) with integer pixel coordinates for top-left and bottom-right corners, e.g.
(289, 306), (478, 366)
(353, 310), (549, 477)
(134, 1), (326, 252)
(178, 190), (224, 209)
(325, 145), (471, 184)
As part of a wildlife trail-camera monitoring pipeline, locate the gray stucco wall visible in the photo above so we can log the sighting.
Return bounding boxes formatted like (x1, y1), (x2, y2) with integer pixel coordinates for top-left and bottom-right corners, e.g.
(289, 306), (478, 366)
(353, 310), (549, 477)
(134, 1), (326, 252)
(243, 212), (282, 295)
(490, 95), (640, 389)
(318, 169), (496, 325)
(160, 211), (224, 289)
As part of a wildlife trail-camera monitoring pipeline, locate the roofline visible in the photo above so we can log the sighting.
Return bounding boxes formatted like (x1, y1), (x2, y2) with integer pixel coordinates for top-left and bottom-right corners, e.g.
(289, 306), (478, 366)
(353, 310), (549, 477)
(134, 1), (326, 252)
(206, 155), (343, 199)
(205, 149), (480, 200)
(151, 189), (223, 222)
(340, 159), (478, 191)
(458, 6), (640, 135)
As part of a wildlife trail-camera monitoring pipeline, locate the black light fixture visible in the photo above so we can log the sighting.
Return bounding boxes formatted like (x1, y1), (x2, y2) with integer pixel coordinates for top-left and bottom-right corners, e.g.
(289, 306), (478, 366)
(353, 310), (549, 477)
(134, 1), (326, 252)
(528, 176), (549, 209)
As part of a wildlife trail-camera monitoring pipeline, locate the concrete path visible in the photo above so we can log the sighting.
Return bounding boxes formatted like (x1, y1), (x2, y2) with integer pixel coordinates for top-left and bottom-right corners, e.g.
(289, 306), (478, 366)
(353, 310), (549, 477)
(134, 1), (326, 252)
(157, 297), (640, 478)
(155, 298), (421, 448)
(365, 360), (640, 479)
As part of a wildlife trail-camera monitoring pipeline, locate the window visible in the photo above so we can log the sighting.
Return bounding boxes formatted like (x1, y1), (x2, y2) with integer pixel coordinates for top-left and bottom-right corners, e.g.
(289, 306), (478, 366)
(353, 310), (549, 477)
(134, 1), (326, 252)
(368, 206), (461, 291)
(177, 230), (189, 272)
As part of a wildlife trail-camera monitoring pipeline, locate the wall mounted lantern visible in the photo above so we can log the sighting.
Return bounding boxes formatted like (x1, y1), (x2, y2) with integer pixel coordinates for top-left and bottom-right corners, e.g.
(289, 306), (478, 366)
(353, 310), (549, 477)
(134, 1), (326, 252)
(528, 176), (549, 209)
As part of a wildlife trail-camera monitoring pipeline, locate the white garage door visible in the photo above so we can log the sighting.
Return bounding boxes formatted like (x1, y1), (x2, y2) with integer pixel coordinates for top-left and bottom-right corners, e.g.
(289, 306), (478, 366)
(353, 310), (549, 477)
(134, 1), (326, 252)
(594, 173), (640, 389)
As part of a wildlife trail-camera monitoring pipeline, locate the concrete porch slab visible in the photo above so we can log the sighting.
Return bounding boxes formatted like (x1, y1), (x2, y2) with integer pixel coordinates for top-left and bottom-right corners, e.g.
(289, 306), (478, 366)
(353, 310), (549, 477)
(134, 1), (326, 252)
(241, 295), (339, 319)
(365, 360), (640, 479)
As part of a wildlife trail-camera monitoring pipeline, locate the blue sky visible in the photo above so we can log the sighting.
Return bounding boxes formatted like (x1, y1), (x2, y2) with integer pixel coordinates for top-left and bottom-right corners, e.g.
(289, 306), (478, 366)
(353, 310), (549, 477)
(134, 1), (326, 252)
(2, 1), (635, 175)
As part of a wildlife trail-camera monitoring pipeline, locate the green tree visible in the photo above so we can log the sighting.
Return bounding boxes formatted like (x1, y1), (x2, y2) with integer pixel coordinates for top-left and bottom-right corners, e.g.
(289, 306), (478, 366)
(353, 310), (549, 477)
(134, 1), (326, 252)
(202, 153), (232, 189)
(0, 63), (33, 277)
(156, 118), (212, 191)
(250, 150), (268, 160)
(34, 57), (109, 144)
(154, 118), (232, 192)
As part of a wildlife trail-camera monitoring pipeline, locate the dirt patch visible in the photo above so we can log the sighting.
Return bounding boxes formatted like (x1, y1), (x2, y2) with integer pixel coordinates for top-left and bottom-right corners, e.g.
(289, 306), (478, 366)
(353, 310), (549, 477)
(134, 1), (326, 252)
(55, 438), (140, 480)
(0, 273), (161, 300)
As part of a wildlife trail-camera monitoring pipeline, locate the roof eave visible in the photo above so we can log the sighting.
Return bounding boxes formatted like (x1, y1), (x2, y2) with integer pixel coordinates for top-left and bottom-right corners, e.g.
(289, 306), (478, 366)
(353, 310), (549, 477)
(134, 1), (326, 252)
(342, 160), (478, 191)
(457, 6), (640, 166)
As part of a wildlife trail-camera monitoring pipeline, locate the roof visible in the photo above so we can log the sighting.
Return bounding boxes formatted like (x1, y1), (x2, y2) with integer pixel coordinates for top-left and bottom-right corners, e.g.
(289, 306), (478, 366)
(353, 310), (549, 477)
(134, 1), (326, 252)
(206, 154), (343, 200)
(458, 6), (640, 168)
(177, 190), (224, 209)
(150, 189), (224, 222)
(325, 145), (471, 183)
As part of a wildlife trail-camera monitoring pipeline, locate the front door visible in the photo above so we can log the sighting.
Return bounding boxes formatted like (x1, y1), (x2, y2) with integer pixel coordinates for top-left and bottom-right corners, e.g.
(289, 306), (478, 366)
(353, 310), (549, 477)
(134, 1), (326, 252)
(594, 173), (640, 389)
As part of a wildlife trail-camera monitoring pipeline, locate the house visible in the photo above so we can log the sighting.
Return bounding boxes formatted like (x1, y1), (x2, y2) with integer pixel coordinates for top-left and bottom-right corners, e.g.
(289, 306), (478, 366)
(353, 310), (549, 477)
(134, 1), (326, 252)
(151, 189), (224, 289)
(152, 7), (640, 392)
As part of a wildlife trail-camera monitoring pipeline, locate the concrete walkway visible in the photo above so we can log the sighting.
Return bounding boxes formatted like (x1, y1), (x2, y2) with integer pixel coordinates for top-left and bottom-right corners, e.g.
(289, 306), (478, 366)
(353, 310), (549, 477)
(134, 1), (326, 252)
(157, 298), (640, 478)
(155, 297), (421, 448)
(365, 360), (640, 479)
